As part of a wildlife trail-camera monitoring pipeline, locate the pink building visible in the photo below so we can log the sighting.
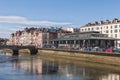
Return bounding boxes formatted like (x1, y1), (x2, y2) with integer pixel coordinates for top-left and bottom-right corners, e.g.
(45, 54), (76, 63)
(7, 27), (71, 48)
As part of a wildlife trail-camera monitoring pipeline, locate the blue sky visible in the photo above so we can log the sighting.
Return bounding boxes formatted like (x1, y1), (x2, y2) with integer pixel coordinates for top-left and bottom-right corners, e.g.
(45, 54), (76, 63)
(0, 0), (120, 38)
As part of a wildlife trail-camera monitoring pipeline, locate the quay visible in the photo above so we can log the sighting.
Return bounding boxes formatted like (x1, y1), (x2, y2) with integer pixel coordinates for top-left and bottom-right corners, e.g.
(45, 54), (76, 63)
(1, 45), (120, 66)
(39, 48), (120, 57)
(38, 48), (120, 66)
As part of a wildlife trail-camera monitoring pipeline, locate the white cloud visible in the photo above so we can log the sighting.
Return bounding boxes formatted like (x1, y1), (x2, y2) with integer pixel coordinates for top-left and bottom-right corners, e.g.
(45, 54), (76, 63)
(0, 16), (72, 26)
(0, 16), (26, 23)
(0, 16), (72, 38)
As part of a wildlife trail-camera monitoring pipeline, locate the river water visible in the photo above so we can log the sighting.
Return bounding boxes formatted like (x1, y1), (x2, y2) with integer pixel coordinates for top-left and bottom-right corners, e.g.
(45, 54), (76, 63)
(0, 51), (120, 80)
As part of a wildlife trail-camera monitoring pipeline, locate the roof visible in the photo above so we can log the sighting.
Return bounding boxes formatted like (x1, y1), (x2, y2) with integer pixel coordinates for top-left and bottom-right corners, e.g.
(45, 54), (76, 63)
(80, 19), (120, 28)
(51, 32), (119, 41)
(62, 31), (100, 36)
(52, 37), (119, 41)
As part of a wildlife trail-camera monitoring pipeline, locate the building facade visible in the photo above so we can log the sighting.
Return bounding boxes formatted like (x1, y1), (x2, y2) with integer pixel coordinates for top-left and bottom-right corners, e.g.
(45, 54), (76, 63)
(80, 19), (120, 47)
(65, 27), (80, 33)
(51, 31), (118, 51)
(7, 27), (71, 48)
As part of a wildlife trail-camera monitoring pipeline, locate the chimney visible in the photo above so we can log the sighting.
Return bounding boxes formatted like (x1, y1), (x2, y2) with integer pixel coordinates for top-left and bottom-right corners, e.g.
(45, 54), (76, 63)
(100, 21), (104, 24)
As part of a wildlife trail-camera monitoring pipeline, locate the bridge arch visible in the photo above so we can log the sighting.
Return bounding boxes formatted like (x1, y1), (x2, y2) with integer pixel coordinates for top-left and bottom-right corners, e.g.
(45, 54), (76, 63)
(19, 49), (30, 55)
(0, 45), (38, 56)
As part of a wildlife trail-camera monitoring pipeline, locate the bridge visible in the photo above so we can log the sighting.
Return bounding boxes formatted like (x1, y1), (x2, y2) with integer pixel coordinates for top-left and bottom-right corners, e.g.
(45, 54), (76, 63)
(0, 45), (38, 56)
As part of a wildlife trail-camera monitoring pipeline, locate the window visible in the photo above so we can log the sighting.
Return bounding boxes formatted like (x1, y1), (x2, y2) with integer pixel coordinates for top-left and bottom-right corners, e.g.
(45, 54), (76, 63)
(111, 30), (112, 33)
(106, 30), (109, 33)
(119, 43), (120, 47)
(96, 27), (99, 30)
(88, 28), (90, 31)
(115, 25), (118, 28)
(82, 29), (84, 31)
(92, 28), (94, 30)
(101, 27), (102, 29)
(106, 26), (108, 29)
(111, 26), (112, 29)
(115, 34), (117, 38)
(114, 29), (118, 33)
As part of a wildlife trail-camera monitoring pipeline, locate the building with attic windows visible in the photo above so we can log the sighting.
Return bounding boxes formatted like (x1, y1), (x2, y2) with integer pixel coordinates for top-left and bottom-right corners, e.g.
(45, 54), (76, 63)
(80, 19), (120, 48)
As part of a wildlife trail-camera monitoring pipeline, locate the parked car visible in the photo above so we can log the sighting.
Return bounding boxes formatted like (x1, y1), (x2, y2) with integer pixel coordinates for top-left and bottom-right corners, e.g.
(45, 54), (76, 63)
(106, 48), (113, 52)
(84, 47), (91, 51)
(92, 47), (99, 51)
(43, 44), (52, 48)
(113, 47), (120, 53)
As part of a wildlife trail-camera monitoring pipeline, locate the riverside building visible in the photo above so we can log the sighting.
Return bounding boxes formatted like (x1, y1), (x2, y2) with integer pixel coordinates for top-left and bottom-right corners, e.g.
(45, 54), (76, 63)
(51, 31), (118, 50)
(7, 27), (71, 48)
(80, 19), (120, 48)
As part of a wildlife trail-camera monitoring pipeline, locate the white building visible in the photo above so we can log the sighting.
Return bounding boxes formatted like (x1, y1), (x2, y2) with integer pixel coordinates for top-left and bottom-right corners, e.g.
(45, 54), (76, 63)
(65, 27), (74, 32)
(65, 27), (80, 33)
(80, 19), (120, 47)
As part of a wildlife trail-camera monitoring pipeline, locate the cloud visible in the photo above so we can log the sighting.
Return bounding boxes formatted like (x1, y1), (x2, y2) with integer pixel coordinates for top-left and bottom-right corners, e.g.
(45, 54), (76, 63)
(0, 16), (72, 26)
(0, 16), (72, 38)
(0, 16), (26, 23)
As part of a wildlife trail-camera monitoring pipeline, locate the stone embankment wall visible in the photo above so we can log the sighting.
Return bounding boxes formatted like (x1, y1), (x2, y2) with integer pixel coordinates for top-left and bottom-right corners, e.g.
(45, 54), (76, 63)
(38, 49), (120, 66)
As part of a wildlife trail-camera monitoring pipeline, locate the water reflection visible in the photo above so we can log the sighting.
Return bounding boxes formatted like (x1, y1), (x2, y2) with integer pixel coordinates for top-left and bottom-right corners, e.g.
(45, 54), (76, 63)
(99, 74), (120, 80)
(57, 62), (120, 80)
(1, 55), (120, 80)
(0, 51), (11, 63)
(11, 56), (58, 75)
